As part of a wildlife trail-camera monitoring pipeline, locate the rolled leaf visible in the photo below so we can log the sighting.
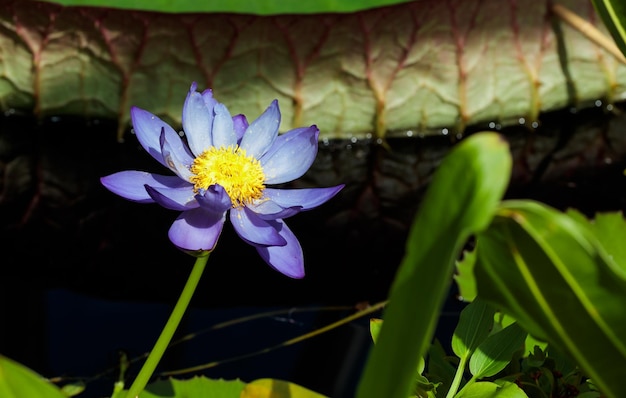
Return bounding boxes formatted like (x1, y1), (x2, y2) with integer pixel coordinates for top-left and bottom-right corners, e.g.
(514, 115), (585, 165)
(356, 132), (512, 398)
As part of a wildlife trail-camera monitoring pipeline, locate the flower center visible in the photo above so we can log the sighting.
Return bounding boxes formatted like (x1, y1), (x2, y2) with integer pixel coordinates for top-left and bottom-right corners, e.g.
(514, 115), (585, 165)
(189, 145), (265, 208)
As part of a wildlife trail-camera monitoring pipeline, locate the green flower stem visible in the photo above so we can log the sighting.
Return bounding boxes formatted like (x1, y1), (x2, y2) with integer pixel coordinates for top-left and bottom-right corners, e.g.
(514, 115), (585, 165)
(445, 355), (469, 398)
(125, 253), (210, 398)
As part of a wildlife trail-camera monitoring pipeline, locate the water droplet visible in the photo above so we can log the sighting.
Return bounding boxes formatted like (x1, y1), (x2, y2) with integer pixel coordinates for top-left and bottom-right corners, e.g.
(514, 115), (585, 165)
(345, 144), (352, 150)
(441, 128), (449, 136)
(131, 128), (136, 135)
(178, 130), (185, 137)
(51, 116), (61, 122)
(406, 130), (413, 137)
(531, 121), (539, 129)
(350, 136), (358, 144)
(607, 104), (614, 111)
(375, 138), (383, 145)
(595, 99), (603, 107)
(488, 122), (496, 129)
(322, 138), (330, 146)
(4, 108), (16, 116)
(518, 117), (526, 125)
(365, 133), (372, 139)
(456, 133), (463, 140)
(569, 107), (578, 114)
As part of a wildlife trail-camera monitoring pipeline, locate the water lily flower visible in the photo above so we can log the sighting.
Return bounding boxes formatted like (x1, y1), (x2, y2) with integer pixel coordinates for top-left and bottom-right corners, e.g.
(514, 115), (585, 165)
(101, 83), (344, 278)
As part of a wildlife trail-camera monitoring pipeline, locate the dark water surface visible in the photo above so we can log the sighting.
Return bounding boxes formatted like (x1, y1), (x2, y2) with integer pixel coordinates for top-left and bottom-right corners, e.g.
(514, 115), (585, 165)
(2, 103), (626, 396)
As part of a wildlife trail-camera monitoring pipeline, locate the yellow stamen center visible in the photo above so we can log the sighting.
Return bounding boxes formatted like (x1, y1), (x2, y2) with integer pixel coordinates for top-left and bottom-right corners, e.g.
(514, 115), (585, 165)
(189, 145), (265, 208)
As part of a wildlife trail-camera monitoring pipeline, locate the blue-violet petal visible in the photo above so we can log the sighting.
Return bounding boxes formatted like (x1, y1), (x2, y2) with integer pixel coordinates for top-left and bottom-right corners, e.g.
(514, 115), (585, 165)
(256, 220), (304, 279)
(144, 184), (198, 211)
(182, 82), (214, 156)
(195, 184), (233, 213)
(130, 106), (180, 168)
(230, 207), (287, 246)
(211, 103), (237, 148)
(168, 207), (226, 252)
(101, 171), (188, 203)
(159, 128), (194, 181)
(239, 99), (280, 158)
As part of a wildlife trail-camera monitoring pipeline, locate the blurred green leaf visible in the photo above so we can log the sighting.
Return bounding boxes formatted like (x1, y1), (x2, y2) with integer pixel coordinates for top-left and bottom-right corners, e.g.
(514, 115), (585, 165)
(240, 379), (327, 398)
(60, 381), (85, 396)
(356, 132), (512, 398)
(469, 323), (527, 379)
(139, 377), (245, 398)
(469, 200), (626, 397)
(369, 318), (383, 343)
(455, 249), (478, 302)
(592, 0), (626, 57)
(452, 299), (495, 360)
(36, 0), (413, 14)
(0, 355), (67, 398)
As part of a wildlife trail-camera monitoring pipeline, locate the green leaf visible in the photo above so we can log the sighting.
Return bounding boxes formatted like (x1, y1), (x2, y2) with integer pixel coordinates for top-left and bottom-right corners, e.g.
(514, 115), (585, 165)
(592, 0), (626, 57)
(566, 210), (626, 280)
(493, 312), (547, 355)
(0, 355), (67, 398)
(472, 200), (626, 397)
(140, 377), (245, 398)
(356, 132), (512, 398)
(36, 0), (414, 14)
(427, 340), (457, 394)
(469, 322), (527, 379)
(451, 298), (495, 360)
(458, 381), (527, 398)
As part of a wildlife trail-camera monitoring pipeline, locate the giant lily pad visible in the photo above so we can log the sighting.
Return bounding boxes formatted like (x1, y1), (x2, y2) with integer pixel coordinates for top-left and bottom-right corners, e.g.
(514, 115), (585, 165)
(1, 0), (625, 140)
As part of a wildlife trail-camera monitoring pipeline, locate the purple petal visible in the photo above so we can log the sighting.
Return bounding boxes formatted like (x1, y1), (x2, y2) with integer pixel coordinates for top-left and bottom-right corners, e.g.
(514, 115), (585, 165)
(182, 82), (213, 156)
(230, 207), (287, 246)
(256, 220), (304, 279)
(239, 100), (280, 158)
(168, 207), (226, 252)
(260, 126), (319, 184)
(101, 171), (188, 203)
(232, 114), (249, 143)
(262, 186), (344, 212)
(130, 106), (180, 168)
(246, 199), (301, 220)
(195, 184), (232, 213)
(211, 103), (236, 148)
(160, 128), (194, 181)
(144, 184), (198, 211)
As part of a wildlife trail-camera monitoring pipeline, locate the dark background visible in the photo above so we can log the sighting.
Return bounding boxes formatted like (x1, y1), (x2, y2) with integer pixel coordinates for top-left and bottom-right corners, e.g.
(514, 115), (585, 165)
(2, 102), (626, 396)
